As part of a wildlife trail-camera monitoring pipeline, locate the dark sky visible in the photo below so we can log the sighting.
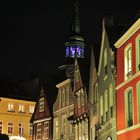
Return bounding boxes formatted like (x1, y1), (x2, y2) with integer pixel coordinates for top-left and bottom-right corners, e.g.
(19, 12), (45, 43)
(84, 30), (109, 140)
(0, 0), (139, 99)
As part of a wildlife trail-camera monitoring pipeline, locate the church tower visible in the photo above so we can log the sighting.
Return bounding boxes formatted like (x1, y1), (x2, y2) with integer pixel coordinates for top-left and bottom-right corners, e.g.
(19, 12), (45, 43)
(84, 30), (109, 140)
(65, 0), (85, 79)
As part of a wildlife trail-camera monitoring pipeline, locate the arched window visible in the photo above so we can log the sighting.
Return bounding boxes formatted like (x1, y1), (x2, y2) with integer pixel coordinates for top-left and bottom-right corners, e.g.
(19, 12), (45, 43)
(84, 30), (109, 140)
(124, 44), (132, 80)
(136, 81), (140, 123)
(135, 34), (140, 72)
(125, 88), (133, 127)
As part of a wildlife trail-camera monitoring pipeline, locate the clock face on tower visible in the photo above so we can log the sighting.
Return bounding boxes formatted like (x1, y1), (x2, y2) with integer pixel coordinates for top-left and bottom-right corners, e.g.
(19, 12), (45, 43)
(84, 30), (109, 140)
(107, 136), (112, 140)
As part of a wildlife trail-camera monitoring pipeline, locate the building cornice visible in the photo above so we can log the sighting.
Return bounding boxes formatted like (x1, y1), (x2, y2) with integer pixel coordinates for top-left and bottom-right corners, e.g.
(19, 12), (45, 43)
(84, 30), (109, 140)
(114, 18), (140, 48)
(33, 117), (51, 124)
(56, 79), (71, 88)
(116, 71), (140, 90)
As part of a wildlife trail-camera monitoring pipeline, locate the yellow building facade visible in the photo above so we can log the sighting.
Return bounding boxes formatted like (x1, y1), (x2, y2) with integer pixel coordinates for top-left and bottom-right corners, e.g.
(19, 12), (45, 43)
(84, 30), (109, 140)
(0, 97), (36, 140)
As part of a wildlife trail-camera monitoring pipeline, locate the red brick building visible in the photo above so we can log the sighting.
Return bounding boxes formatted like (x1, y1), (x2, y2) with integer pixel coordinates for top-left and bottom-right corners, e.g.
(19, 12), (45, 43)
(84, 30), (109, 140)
(115, 18), (140, 140)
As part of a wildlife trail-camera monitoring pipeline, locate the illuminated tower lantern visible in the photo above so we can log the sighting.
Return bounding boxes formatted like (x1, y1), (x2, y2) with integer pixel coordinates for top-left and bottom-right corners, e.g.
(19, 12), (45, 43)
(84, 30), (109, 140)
(65, 0), (85, 79)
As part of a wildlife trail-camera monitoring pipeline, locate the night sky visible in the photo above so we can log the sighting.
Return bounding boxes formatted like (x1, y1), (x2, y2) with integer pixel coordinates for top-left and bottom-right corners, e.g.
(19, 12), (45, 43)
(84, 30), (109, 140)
(0, 0), (139, 99)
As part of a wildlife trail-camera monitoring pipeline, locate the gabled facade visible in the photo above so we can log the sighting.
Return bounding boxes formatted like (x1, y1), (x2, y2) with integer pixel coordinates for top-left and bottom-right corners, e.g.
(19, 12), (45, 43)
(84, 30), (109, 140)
(115, 18), (140, 140)
(88, 47), (99, 140)
(96, 18), (117, 140)
(68, 59), (89, 140)
(53, 79), (74, 140)
(30, 87), (52, 140)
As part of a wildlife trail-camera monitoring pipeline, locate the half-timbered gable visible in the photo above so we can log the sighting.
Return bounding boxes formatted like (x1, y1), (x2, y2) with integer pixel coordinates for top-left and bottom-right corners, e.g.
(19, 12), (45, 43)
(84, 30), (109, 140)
(30, 87), (52, 140)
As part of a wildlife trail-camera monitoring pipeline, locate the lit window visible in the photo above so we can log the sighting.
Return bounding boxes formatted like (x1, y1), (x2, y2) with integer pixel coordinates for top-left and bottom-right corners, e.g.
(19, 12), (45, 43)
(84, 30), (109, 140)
(105, 90), (108, 121)
(39, 98), (44, 112)
(125, 88), (133, 127)
(100, 96), (103, 125)
(36, 123), (41, 140)
(8, 122), (13, 134)
(29, 105), (35, 114)
(124, 44), (132, 80)
(19, 105), (25, 113)
(61, 88), (65, 108)
(19, 123), (24, 135)
(0, 121), (2, 134)
(29, 123), (33, 136)
(94, 83), (98, 103)
(54, 117), (59, 139)
(61, 114), (66, 138)
(8, 103), (14, 112)
(44, 122), (49, 140)
(136, 34), (140, 72)
(104, 48), (108, 77)
(109, 84), (114, 118)
(136, 81), (140, 123)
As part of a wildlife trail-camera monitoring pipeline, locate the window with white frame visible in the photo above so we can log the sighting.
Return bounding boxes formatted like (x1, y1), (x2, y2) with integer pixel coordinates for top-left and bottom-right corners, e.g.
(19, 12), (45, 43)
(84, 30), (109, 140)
(0, 121), (2, 134)
(8, 122), (13, 134)
(136, 34), (140, 72)
(104, 48), (107, 77)
(124, 44), (132, 80)
(44, 121), (49, 140)
(29, 105), (35, 114)
(39, 98), (44, 112)
(19, 105), (25, 113)
(125, 88), (133, 127)
(36, 123), (41, 140)
(19, 123), (24, 135)
(29, 123), (33, 136)
(136, 81), (140, 123)
(100, 96), (103, 125)
(8, 103), (14, 112)
(109, 84), (114, 118)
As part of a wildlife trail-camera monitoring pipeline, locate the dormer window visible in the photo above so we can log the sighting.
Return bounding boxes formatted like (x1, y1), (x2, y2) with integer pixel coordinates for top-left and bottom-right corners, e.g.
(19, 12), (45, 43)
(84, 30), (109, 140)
(39, 98), (44, 112)
(124, 44), (132, 80)
(19, 105), (25, 113)
(8, 103), (14, 112)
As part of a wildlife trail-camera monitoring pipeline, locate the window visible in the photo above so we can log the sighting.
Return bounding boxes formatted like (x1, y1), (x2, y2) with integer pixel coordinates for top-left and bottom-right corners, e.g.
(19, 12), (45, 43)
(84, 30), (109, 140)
(61, 114), (66, 138)
(0, 121), (2, 134)
(54, 117), (59, 139)
(8, 122), (13, 134)
(104, 48), (107, 77)
(125, 88), (133, 127)
(19, 105), (25, 113)
(39, 98), (44, 112)
(136, 81), (140, 123)
(61, 88), (65, 108)
(8, 103), (14, 112)
(69, 112), (74, 135)
(94, 83), (98, 103)
(124, 44), (132, 80)
(109, 84), (114, 117)
(100, 96), (103, 125)
(29, 123), (33, 136)
(136, 34), (140, 72)
(19, 123), (24, 135)
(29, 105), (35, 114)
(105, 90), (108, 121)
(36, 123), (41, 140)
(44, 122), (49, 140)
